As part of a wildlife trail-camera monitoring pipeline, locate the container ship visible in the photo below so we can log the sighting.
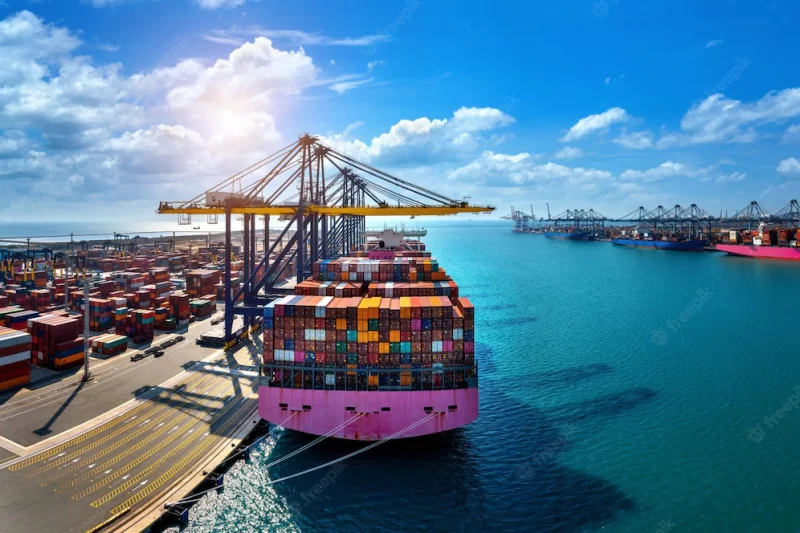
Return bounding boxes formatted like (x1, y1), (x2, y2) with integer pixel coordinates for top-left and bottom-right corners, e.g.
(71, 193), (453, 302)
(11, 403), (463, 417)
(716, 226), (800, 262)
(259, 229), (478, 440)
(544, 230), (592, 241)
(611, 238), (705, 251)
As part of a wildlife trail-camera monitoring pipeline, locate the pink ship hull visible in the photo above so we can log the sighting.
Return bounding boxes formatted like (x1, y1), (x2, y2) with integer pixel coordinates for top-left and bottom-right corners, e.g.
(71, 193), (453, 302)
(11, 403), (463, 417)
(717, 244), (800, 262)
(258, 386), (479, 440)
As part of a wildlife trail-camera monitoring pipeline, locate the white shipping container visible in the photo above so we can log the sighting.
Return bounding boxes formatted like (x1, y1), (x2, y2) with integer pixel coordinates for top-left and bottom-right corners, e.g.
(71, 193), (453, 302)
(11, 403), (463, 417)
(325, 374), (336, 386)
(753, 238), (762, 246)
(0, 351), (31, 366)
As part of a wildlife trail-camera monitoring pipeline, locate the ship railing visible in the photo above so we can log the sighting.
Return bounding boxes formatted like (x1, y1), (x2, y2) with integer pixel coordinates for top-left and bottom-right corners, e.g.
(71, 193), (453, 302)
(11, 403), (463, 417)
(259, 363), (478, 392)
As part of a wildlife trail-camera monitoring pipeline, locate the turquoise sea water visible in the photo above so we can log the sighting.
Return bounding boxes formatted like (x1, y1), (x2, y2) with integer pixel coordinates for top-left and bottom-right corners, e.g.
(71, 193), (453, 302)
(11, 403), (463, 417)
(174, 221), (800, 533)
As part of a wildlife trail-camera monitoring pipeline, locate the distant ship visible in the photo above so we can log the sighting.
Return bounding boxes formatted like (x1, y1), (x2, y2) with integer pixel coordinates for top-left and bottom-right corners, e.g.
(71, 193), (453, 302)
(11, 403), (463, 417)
(545, 230), (592, 241)
(716, 244), (800, 262)
(612, 238), (705, 252)
(192, 226), (200, 229)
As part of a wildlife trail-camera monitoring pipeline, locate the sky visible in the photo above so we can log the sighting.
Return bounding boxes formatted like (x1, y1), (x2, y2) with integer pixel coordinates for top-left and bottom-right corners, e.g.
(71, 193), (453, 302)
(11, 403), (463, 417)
(1, 0), (800, 226)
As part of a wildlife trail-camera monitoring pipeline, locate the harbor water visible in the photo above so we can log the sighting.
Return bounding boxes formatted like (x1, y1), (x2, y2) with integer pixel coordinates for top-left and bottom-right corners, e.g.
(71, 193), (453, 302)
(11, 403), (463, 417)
(174, 220), (800, 533)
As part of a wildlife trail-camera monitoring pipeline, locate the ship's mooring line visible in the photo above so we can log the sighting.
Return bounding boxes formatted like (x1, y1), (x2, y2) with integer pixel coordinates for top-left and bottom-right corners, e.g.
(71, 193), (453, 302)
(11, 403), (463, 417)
(164, 413), (362, 509)
(262, 412), (440, 487)
(165, 412), (440, 510)
(215, 411), (297, 468)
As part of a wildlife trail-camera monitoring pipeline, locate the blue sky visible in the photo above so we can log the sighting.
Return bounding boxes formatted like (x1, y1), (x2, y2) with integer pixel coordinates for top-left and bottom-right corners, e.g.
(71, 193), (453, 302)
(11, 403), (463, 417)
(1, 0), (799, 224)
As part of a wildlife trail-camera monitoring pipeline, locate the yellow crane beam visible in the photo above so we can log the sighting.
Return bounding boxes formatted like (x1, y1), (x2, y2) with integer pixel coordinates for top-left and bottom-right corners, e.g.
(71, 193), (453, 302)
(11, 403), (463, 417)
(158, 205), (494, 216)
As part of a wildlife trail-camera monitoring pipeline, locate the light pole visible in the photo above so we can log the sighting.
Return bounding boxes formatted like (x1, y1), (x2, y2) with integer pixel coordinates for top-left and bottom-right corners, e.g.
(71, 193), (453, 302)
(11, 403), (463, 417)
(80, 257), (92, 383)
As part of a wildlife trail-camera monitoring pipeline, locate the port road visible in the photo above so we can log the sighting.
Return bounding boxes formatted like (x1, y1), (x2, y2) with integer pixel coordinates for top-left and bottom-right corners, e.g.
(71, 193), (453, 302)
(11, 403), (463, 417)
(0, 320), (262, 533)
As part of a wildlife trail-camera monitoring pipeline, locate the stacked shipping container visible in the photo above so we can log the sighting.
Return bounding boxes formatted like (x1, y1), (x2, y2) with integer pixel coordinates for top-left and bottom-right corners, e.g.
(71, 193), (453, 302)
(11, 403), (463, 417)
(263, 255), (475, 391)
(0, 327), (31, 391)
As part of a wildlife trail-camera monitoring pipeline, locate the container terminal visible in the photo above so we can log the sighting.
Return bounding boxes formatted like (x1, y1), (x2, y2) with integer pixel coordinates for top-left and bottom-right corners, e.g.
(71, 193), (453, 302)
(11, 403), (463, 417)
(510, 200), (800, 260)
(0, 134), (492, 532)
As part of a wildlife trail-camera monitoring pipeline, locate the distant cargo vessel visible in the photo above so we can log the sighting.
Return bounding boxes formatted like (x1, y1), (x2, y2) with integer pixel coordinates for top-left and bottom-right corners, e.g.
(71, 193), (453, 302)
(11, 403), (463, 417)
(545, 230), (592, 241)
(259, 229), (478, 440)
(612, 238), (705, 252)
(716, 244), (800, 262)
(717, 226), (800, 262)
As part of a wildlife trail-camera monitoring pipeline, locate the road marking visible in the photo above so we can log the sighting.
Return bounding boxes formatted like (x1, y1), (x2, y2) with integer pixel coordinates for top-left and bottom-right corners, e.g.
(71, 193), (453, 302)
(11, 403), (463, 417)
(22, 372), (219, 478)
(72, 378), (234, 500)
(106, 399), (256, 514)
(53, 377), (230, 491)
(91, 393), (250, 508)
(8, 400), (154, 471)
(32, 377), (219, 484)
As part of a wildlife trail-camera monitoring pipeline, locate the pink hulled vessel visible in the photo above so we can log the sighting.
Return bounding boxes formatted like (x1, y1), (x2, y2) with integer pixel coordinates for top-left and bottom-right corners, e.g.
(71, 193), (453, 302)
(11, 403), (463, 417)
(259, 229), (478, 440)
(716, 244), (800, 262)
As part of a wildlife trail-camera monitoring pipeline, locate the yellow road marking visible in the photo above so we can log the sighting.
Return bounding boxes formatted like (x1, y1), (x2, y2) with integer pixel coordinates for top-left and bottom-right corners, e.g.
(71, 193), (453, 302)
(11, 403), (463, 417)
(57, 378), (230, 492)
(107, 399), (256, 514)
(74, 378), (235, 501)
(10, 346), (236, 472)
(9, 401), (154, 471)
(29, 372), (219, 480)
(91, 397), (246, 507)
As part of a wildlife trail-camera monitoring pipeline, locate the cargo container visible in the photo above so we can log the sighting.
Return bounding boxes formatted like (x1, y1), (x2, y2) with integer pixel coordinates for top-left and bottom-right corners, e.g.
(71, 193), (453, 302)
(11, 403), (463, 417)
(91, 334), (129, 357)
(0, 327), (32, 390)
(259, 230), (478, 441)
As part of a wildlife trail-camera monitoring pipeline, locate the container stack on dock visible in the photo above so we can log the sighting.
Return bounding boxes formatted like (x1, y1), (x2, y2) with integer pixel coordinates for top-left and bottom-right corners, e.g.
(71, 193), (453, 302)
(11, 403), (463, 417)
(6, 310), (39, 331)
(190, 299), (214, 318)
(186, 270), (220, 298)
(27, 314), (83, 369)
(170, 293), (191, 325)
(0, 327), (32, 391)
(88, 298), (114, 332)
(91, 334), (129, 357)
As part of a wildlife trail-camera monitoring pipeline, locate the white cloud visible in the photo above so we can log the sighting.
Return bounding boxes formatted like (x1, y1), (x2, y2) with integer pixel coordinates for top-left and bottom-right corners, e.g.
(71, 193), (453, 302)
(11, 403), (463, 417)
(330, 59), (335, 66)
(614, 130), (655, 149)
(157, 37), (317, 109)
(783, 124), (800, 143)
(777, 157), (800, 175)
(97, 43), (119, 52)
(554, 146), (584, 160)
(321, 107), (515, 165)
(209, 27), (390, 47)
(620, 161), (711, 182)
(368, 60), (383, 71)
(194, 0), (246, 8)
(561, 107), (629, 142)
(705, 39), (724, 48)
(449, 151), (611, 188)
(604, 77), (611, 85)
(715, 171), (746, 183)
(651, 88), (800, 148)
(203, 35), (245, 46)
(330, 77), (373, 94)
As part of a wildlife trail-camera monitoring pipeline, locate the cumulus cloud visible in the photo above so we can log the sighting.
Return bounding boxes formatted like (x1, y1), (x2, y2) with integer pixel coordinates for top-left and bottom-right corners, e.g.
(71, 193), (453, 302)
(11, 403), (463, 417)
(320, 107), (515, 165)
(631, 88), (800, 149)
(561, 107), (629, 142)
(783, 124), (800, 143)
(554, 146), (584, 160)
(715, 171), (746, 183)
(614, 130), (654, 149)
(777, 157), (800, 175)
(620, 161), (712, 182)
(449, 150), (612, 189)
(0, 10), (329, 219)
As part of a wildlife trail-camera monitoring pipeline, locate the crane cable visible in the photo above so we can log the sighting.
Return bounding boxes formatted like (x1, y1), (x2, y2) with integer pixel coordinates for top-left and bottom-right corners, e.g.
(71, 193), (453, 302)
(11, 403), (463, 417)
(164, 412), (440, 510)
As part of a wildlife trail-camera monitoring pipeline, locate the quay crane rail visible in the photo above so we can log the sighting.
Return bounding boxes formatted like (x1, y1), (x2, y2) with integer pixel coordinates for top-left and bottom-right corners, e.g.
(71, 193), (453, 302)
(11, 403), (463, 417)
(157, 133), (494, 344)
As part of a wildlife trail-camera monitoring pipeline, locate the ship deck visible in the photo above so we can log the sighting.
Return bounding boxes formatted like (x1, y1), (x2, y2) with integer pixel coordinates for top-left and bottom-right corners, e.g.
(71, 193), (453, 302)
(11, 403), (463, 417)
(0, 318), (261, 533)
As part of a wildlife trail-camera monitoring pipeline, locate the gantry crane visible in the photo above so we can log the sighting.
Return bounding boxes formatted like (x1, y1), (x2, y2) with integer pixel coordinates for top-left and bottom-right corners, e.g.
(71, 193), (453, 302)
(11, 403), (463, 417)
(158, 134), (494, 344)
